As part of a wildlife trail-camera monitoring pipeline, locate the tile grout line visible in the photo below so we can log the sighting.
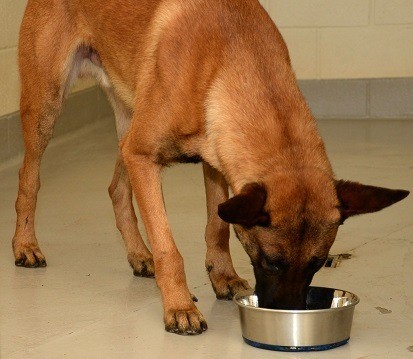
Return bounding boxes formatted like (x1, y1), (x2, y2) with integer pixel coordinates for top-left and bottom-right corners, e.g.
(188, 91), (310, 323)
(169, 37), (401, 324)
(0, 46), (17, 53)
(369, 0), (375, 26)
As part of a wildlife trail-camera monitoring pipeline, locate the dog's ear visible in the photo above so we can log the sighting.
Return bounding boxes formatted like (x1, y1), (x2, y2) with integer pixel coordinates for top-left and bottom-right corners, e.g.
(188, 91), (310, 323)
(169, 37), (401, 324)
(218, 183), (269, 227)
(335, 180), (409, 222)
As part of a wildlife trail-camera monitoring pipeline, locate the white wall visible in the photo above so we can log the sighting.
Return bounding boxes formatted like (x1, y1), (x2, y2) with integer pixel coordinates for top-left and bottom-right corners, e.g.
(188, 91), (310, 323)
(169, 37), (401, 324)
(259, 0), (413, 80)
(1, 0), (413, 116)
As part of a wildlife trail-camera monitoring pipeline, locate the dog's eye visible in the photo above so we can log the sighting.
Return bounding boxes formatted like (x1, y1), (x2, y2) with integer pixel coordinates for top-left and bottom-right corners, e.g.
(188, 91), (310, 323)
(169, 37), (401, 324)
(263, 257), (287, 272)
(309, 257), (326, 270)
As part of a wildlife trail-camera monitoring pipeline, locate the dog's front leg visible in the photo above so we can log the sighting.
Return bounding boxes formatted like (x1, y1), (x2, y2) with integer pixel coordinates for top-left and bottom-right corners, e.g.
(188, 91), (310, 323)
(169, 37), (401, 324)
(122, 148), (207, 335)
(203, 163), (251, 299)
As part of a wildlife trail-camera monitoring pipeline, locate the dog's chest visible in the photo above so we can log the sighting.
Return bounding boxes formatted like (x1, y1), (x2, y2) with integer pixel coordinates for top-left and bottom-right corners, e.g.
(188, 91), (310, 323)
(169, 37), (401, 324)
(155, 136), (204, 166)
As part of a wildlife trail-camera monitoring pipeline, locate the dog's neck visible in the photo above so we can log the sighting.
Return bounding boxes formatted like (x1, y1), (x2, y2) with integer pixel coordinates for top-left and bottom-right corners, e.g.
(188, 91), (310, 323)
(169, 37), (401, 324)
(204, 75), (333, 194)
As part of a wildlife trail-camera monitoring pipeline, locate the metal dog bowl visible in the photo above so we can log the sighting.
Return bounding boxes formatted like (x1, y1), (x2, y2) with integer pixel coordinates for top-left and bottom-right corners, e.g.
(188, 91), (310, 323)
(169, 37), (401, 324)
(234, 286), (359, 352)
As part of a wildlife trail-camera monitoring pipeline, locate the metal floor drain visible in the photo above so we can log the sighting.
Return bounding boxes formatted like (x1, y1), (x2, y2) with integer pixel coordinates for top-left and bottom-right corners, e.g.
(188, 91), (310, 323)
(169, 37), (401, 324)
(324, 254), (352, 268)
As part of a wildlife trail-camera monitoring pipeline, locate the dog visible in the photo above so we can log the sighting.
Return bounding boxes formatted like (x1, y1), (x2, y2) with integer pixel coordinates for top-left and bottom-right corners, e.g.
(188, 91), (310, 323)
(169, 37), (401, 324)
(13, 0), (409, 335)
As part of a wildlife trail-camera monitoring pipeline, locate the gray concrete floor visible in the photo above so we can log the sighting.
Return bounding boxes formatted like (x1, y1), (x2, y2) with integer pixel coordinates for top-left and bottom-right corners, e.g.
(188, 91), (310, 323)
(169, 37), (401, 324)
(1, 118), (412, 358)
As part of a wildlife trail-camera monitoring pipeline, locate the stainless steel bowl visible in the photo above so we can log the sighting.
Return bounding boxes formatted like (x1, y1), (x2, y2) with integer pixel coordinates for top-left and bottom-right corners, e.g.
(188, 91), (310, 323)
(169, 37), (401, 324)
(234, 286), (359, 352)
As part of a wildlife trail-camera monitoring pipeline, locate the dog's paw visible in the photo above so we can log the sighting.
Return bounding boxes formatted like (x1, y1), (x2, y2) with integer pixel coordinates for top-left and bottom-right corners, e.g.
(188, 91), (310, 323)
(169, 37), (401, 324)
(212, 276), (251, 300)
(13, 241), (47, 268)
(164, 307), (208, 335)
(129, 254), (155, 278)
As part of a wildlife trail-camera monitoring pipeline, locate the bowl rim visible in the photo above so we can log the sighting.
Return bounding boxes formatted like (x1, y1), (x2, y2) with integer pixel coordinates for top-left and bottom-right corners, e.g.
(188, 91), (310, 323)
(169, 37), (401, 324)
(233, 286), (360, 314)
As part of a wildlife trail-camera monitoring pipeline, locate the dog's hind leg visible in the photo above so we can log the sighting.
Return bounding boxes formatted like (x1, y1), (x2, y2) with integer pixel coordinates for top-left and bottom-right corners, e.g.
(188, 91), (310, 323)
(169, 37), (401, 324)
(109, 157), (154, 277)
(13, 4), (81, 267)
(203, 163), (251, 299)
(106, 90), (154, 277)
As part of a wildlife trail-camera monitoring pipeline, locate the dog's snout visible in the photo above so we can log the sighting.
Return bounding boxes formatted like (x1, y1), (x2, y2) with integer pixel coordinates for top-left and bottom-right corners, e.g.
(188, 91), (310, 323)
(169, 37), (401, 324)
(272, 296), (307, 310)
(259, 293), (307, 310)
(255, 278), (309, 310)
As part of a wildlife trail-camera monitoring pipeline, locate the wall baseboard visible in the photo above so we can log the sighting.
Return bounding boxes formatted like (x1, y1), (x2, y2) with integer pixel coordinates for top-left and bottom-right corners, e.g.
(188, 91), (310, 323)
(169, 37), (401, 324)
(298, 78), (413, 120)
(1, 77), (412, 164)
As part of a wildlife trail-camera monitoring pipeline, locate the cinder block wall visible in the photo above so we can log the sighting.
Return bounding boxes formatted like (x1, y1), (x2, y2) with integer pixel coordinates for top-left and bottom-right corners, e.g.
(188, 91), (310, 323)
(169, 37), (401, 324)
(1, 1), (412, 119)
(259, 0), (413, 80)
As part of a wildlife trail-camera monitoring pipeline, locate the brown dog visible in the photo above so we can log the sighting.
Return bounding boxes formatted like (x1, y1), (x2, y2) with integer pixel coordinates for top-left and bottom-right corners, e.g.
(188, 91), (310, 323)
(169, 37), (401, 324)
(14, 0), (409, 335)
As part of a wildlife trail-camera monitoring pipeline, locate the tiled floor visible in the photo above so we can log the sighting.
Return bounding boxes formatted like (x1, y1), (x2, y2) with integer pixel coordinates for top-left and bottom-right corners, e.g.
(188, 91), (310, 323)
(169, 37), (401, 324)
(1, 118), (412, 358)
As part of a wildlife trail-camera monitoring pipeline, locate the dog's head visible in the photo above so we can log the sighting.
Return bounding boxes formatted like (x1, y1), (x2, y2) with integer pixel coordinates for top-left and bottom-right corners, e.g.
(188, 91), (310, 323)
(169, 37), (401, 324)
(218, 171), (409, 309)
